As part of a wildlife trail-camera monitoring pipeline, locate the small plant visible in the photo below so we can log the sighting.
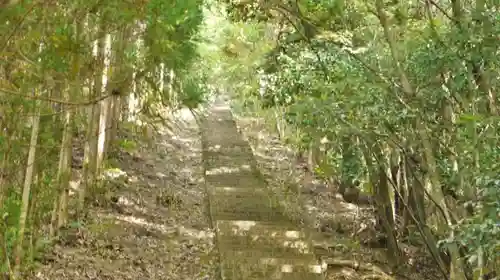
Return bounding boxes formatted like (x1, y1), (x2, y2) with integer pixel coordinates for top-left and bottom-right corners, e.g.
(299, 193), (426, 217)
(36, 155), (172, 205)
(118, 139), (137, 152)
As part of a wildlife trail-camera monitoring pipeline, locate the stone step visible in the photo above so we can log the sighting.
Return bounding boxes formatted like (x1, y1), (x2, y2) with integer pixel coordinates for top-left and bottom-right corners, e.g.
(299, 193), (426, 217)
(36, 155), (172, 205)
(217, 234), (313, 257)
(210, 193), (288, 222)
(204, 144), (254, 156)
(202, 134), (247, 146)
(221, 268), (324, 280)
(233, 270), (325, 280)
(210, 196), (280, 212)
(219, 249), (318, 264)
(242, 271), (324, 280)
(204, 164), (255, 176)
(202, 137), (249, 150)
(211, 201), (289, 223)
(209, 186), (268, 198)
(204, 171), (266, 189)
(209, 186), (272, 201)
(201, 124), (247, 146)
(220, 253), (324, 280)
(202, 106), (324, 280)
(216, 229), (311, 251)
(202, 136), (249, 149)
(215, 219), (297, 234)
(204, 152), (256, 170)
(215, 219), (307, 240)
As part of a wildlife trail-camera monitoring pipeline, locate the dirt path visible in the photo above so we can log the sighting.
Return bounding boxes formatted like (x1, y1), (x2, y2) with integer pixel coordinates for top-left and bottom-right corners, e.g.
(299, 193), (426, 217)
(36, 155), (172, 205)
(200, 100), (324, 280)
(33, 110), (217, 280)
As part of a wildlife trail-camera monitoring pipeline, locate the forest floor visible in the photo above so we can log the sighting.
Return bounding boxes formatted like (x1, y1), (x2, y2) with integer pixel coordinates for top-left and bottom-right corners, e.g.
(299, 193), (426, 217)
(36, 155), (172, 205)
(31, 107), (442, 280)
(234, 114), (443, 280)
(32, 109), (217, 280)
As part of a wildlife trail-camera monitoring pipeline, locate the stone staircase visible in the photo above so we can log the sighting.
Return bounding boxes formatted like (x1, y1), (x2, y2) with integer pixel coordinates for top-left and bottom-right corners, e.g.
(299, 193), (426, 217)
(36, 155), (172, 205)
(201, 100), (325, 280)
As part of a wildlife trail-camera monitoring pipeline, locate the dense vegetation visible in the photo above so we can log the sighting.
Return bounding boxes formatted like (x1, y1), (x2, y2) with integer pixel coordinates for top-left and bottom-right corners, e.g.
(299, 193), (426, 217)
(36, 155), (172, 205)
(1, 0), (498, 279)
(201, 1), (500, 279)
(0, 0), (205, 277)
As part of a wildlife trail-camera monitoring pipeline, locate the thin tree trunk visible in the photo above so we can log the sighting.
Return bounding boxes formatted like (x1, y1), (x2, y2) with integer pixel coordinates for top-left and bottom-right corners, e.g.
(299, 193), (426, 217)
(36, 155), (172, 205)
(97, 33), (112, 171)
(79, 20), (105, 217)
(371, 144), (401, 267)
(13, 94), (41, 274)
(55, 84), (73, 230)
(106, 27), (130, 154)
(0, 128), (14, 211)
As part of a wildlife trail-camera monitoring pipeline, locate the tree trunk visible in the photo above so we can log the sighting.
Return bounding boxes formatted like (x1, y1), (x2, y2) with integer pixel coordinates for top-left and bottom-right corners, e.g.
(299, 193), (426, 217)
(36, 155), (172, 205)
(106, 27), (130, 154)
(371, 144), (401, 267)
(0, 127), (14, 211)
(79, 20), (105, 217)
(97, 33), (112, 172)
(55, 88), (74, 230)
(13, 94), (41, 274)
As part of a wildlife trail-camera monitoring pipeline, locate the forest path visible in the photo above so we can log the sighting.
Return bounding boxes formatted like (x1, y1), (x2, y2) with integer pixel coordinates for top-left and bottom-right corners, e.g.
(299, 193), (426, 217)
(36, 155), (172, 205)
(33, 109), (217, 280)
(200, 98), (325, 280)
(31, 99), (436, 280)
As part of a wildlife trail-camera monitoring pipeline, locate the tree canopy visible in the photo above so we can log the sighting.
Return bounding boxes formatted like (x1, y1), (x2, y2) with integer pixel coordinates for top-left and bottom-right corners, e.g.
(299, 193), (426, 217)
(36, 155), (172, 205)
(0, 0), (498, 279)
(198, 0), (500, 279)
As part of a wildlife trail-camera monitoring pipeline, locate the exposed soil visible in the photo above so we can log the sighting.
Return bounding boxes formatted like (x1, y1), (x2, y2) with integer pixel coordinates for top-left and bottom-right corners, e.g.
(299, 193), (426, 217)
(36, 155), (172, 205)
(32, 109), (217, 280)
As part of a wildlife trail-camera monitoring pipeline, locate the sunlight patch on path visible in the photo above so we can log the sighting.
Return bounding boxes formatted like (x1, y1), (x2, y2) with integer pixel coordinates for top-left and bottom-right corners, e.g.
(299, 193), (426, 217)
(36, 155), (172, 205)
(114, 196), (149, 214)
(213, 104), (231, 111)
(217, 220), (257, 231)
(257, 260), (324, 274)
(177, 225), (215, 240)
(213, 187), (265, 194)
(173, 108), (196, 122)
(253, 150), (289, 162)
(216, 220), (311, 253)
(207, 144), (221, 152)
(99, 213), (177, 235)
(102, 168), (127, 179)
(207, 145), (251, 153)
(171, 135), (197, 143)
(216, 220), (302, 239)
(205, 165), (252, 175)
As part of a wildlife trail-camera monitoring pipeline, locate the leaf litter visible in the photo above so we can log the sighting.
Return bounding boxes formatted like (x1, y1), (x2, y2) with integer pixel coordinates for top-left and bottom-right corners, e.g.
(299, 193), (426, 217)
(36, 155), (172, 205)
(30, 108), (443, 280)
(32, 110), (217, 280)
(235, 114), (443, 280)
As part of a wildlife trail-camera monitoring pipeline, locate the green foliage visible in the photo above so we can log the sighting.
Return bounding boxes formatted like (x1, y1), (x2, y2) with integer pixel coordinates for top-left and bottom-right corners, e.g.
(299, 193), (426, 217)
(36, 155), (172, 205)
(118, 139), (137, 152)
(179, 75), (208, 109)
(1, 190), (22, 228)
(205, 0), (500, 273)
(144, 0), (203, 70)
(0, 0), (206, 273)
(451, 176), (500, 262)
